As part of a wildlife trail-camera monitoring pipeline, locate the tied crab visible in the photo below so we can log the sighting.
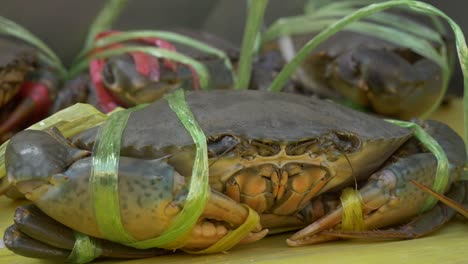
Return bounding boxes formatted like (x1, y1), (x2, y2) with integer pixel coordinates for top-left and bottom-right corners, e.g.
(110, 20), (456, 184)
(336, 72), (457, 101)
(2, 90), (466, 261)
(257, 7), (454, 119)
(52, 29), (238, 113)
(0, 38), (59, 144)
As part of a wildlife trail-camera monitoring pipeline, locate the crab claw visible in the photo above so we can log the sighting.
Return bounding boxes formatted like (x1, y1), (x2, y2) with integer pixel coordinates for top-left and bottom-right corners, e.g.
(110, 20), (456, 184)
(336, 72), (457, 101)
(6, 128), (90, 194)
(287, 152), (451, 246)
(100, 54), (180, 107)
(89, 30), (188, 112)
(6, 128), (266, 252)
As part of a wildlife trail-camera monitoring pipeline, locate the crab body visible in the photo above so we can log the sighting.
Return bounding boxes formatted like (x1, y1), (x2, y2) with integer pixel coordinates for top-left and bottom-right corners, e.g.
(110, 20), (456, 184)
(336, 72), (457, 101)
(259, 9), (453, 119)
(3, 90), (466, 261)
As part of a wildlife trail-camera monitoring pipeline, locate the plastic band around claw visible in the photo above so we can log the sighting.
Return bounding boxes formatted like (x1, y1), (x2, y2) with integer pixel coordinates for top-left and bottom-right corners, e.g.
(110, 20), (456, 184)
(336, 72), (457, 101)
(385, 119), (450, 212)
(340, 188), (365, 231)
(128, 89), (210, 249)
(184, 205), (261, 254)
(90, 104), (147, 244)
(66, 232), (102, 264)
(0, 103), (108, 193)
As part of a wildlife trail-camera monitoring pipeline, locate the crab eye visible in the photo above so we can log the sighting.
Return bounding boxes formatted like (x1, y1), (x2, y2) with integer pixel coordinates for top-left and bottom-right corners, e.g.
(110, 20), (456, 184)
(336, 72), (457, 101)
(207, 135), (239, 158)
(101, 63), (116, 87)
(333, 132), (361, 153)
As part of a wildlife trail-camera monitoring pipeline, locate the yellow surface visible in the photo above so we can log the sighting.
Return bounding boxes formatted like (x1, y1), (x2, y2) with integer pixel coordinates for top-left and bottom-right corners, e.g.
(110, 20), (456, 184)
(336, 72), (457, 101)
(0, 99), (466, 264)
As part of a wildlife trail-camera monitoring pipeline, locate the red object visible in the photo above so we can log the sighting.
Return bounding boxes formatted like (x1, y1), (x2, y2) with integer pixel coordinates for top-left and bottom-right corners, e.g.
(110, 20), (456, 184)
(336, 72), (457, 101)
(19, 81), (52, 121)
(89, 60), (120, 112)
(130, 51), (160, 81)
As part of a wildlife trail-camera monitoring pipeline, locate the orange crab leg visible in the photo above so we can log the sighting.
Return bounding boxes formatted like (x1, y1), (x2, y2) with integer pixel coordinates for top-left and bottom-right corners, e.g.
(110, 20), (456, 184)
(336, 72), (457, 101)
(318, 182), (466, 240)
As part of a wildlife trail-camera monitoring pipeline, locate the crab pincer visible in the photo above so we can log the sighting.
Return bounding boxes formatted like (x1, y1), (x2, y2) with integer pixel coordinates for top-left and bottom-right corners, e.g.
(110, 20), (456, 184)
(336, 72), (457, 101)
(88, 30), (200, 112)
(5, 127), (267, 259)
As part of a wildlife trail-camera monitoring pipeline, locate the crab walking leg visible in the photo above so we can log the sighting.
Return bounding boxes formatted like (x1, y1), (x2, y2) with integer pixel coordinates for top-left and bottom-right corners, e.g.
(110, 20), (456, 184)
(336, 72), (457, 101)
(287, 153), (455, 246)
(4, 204), (170, 261)
(318, 182), (467, 239)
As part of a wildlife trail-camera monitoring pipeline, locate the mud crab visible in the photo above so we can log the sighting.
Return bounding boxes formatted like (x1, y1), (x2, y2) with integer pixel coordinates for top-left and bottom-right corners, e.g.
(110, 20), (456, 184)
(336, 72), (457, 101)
(52, 30), (238, 114)
(3, 90), (466, 262)
(0, 38), (59, 144)
(257, 8), (454, 119)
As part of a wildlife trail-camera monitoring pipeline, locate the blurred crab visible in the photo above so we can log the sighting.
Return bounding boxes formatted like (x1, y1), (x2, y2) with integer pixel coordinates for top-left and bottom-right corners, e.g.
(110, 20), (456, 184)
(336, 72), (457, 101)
(52, 30), (238, 113)
(255, 6), (455, 119)
(0, 37), (59, 143)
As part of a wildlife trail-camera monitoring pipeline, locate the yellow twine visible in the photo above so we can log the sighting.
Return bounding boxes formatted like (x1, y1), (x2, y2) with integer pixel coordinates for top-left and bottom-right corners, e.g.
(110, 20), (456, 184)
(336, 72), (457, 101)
(340, 188), (365, 231)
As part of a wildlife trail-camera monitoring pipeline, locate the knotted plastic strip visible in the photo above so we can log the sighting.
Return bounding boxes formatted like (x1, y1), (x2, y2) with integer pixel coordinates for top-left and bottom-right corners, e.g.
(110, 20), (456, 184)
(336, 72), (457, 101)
(340, 188), (365, 231)
(66, 232), (102, 264)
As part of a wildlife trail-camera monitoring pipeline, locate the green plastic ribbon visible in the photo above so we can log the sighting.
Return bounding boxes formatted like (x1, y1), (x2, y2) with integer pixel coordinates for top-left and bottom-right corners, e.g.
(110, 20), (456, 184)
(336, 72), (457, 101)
(236, 0), (269, 89)
(69, 46), (210, 90)
(183, 205), (260, 254)
(83, 0), (128, 50)
(88, 89), (210, 250)
(74, 30), (236, 87)
(0, 16), (67, 78)
(86, 89), (259, 256)
(128, 89), (210, 249)
(386, 119), (450, 211)
(66, 232), (102, 264)
(90, 104), (147, 244)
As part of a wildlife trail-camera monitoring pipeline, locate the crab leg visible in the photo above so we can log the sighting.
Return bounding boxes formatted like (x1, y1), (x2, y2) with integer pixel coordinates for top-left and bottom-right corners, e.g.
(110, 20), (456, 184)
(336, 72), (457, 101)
(4, 204), (170, 261)
(319, 182), (466, 240)
(412, 180), (468, 219)
(4, 225), (71, 261)
(287, 152), (456, 246)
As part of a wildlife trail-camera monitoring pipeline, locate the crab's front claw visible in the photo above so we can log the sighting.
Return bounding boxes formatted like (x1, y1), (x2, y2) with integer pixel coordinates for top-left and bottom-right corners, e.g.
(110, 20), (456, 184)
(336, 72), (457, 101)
(287, 152), (452, 246)
(100, 54), (180, 108)
(6, 127), (266, 253)
(5, 128), (90, 196)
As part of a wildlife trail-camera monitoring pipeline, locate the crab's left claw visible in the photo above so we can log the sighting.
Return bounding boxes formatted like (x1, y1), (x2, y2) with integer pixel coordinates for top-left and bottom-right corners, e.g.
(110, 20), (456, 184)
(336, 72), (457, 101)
(287, 153), (455, 246)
